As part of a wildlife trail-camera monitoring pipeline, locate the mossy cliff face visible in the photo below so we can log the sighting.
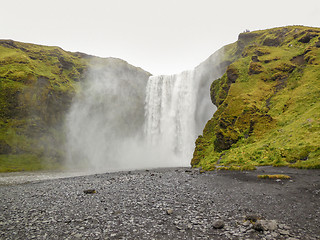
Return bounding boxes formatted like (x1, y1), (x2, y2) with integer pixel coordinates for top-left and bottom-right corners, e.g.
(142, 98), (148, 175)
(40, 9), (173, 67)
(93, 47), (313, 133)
(192, 26), (320, 170)
(0, 40), (150, 172)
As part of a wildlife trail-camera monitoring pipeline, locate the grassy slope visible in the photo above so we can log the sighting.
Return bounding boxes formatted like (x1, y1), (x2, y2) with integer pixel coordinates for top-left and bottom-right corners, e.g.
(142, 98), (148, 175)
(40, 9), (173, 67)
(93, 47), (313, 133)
(0, 40), (88, 172)
(192, 26), (320, 170)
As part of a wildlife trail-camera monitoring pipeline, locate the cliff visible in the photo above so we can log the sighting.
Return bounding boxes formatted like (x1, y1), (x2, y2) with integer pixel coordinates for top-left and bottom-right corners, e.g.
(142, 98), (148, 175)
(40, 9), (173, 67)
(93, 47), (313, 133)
(192, 26), (320, 170)
(0, 40), (150, 171)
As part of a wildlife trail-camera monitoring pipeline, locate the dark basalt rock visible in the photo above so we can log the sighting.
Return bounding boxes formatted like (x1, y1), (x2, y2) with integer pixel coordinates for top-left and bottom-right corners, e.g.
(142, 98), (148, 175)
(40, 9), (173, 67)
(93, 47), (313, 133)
(245, 214), (260, 222)
(255, 49), (270, 56)
(263, 37), (281, 47)
(253, 222), (265, 231)
(214, 130), (239, 151)
(251, 55), (259, 62)
(226, 65), (239, 84)
(83, 189), (96, 194)
(291, 54), (306, 65)
(249, 62), (264, 75)
(298, 33), (318, 43)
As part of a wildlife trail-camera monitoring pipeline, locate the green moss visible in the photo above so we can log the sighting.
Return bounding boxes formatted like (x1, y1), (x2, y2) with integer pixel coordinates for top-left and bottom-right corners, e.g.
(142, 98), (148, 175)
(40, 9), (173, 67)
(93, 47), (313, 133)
(258, 174), (291, 179)
(0, 40), (90, 172)
(192, 26), (320, 170)
(0, 154), (62, 172)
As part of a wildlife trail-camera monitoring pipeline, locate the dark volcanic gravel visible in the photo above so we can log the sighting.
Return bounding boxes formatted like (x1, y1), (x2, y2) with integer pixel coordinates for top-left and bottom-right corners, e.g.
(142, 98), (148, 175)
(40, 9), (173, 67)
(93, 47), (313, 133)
(0, 167), (319, 240)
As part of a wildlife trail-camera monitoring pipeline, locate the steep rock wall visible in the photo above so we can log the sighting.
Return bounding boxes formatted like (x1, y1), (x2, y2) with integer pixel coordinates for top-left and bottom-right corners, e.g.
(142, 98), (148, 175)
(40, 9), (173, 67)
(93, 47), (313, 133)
(0, 40), (150, 171)
(192, 26), (320, 170)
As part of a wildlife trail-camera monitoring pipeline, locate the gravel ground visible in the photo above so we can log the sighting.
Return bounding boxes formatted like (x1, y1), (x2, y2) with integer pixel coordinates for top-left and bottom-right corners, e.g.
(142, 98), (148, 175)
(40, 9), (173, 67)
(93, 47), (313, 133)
(0, 167), (319, 240)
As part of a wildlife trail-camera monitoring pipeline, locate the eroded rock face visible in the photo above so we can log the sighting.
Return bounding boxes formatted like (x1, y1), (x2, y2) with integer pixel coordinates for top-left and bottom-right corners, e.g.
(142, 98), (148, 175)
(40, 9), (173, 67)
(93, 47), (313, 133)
(316, 38), (320, 48)
(192, 26), (320, 170)
(249, 62), (264, 74)
(263, 37), (281, 47)
(298, 33), (318, 43)
(0, 40), (151, 169)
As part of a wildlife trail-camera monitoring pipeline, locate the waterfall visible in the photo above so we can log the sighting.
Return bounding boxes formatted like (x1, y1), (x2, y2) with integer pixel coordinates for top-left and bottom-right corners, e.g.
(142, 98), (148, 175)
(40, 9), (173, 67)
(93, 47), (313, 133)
(144, 71), (197, 165)
(65, 50), (223, 172)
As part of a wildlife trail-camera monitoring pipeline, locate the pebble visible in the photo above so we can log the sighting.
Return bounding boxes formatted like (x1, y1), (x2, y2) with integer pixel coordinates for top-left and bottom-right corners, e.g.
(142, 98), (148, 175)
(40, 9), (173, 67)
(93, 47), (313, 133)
(166, 209), (174, 215)
(74, 233), (82, 238)
(212, 220), (225, 229)
(279, 229), (290, 235)
(83, 189), (96, 194)
(0, 167), (318, 240)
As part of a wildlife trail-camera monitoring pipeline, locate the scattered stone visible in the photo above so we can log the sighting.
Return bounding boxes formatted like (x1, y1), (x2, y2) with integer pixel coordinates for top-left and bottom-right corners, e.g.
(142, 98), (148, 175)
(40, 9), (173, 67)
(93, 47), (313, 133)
(83, 189), (96, 194)
(166, 209), (174, 215)
(245, 214), (260, 222)
(212, 220), (225, 229)
(279, 229), (290, 235)
(242, 221), (251, 227)
(258, 220), (278, 231)
(283, 225), (291, 230)
(0, 167), (318, 239)
(74, 233), (82, 238)
(176, 225), (183, 230)
(253, 221), (265, 231)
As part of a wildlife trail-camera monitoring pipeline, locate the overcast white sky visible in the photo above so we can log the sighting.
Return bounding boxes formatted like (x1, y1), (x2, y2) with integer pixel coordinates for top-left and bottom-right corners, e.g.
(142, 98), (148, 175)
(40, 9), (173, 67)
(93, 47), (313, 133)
(1, 0), (319, 75)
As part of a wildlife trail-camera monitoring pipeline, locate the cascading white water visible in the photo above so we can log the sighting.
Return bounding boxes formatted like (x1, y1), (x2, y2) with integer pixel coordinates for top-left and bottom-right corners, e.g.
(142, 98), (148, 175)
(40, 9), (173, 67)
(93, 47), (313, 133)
(144, 71), (198, 165)
(65, 49), (224, 172)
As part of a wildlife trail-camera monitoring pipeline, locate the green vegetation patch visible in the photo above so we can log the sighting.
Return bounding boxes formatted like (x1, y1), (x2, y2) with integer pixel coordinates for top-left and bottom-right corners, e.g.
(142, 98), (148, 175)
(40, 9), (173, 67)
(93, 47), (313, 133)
(192, 26), (320, 170)
(258, 174), (291, 179)
(0, 40), (89, 172)
(0, 154), (62, 172)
